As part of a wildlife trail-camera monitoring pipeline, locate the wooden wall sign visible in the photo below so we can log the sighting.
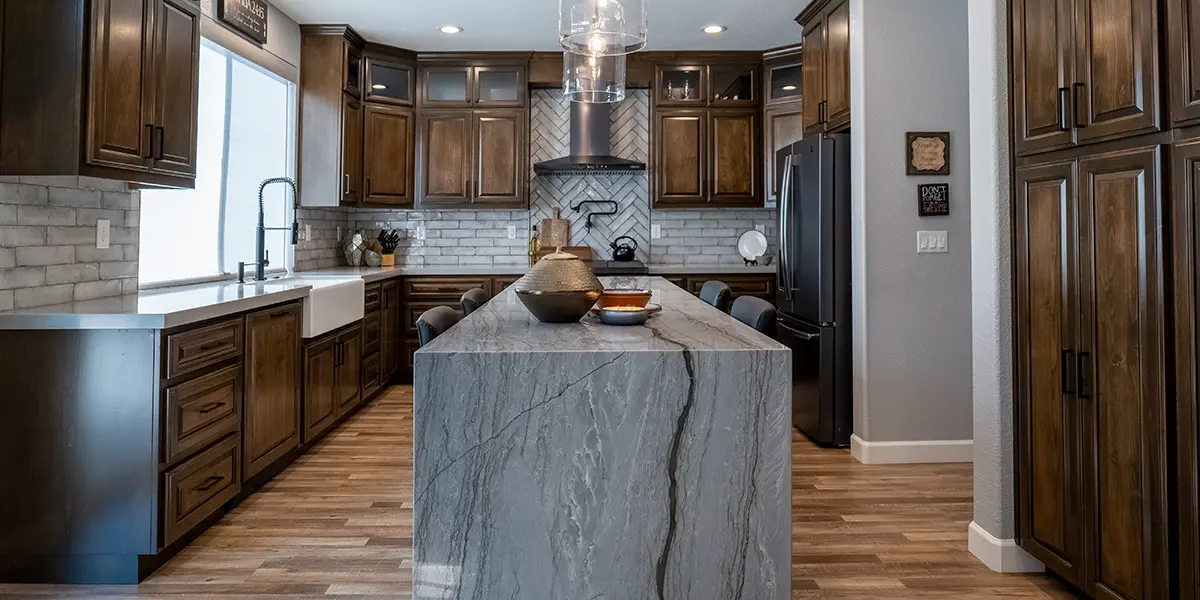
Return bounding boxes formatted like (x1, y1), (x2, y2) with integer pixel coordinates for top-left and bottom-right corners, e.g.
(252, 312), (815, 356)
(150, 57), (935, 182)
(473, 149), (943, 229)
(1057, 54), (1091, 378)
(218, 0), (269, 45)
(918, 183), (950, 216)
(906, 131), (950, 176)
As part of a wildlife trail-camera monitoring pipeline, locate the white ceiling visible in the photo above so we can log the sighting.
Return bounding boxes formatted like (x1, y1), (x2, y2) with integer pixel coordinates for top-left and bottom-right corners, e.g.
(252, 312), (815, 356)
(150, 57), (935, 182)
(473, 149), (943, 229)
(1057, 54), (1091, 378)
(271, 0), (807, 52)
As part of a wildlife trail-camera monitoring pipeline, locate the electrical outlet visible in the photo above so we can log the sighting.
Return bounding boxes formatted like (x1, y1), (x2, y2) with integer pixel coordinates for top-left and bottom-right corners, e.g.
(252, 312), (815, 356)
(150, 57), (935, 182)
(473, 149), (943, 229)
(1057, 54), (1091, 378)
(507, 225), (517, 239)
(755, 224), (765, 233)
(337, 226), (342, 240)
(416, 225), (426, 241)
(96, 219), (110, 249)
(651, 224), (662, 239)
(917, 230), (948, 253)
(305, 223), (311, 242)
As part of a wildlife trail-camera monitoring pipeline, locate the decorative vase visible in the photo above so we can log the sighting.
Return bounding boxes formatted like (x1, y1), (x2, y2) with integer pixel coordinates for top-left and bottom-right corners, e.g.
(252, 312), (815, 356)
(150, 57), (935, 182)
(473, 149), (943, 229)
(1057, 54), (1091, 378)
(342, 230), (365, 267)
(381, 253), (396, 267)
(364, 250), (382, 267)
(514, 247), (604, 323)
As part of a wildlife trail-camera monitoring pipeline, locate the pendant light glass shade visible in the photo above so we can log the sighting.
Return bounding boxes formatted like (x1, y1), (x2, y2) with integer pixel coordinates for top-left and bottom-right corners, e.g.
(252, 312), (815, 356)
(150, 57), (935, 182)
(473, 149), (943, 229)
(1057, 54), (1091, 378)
(564, 51), (627, 103)
(559, 0), (648, 56)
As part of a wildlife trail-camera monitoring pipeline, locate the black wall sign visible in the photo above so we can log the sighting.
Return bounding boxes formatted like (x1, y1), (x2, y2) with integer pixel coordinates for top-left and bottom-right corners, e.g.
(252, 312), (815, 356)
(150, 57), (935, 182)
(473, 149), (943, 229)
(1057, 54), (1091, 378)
(918, 183), (950, 216)
(218, 0), (269, 45)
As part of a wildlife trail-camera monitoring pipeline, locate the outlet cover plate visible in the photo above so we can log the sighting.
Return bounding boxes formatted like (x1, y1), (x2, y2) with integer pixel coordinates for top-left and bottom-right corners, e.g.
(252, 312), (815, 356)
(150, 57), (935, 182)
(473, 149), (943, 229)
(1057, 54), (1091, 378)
(651, 224), (662, 239)
(96, 219), (111, 249)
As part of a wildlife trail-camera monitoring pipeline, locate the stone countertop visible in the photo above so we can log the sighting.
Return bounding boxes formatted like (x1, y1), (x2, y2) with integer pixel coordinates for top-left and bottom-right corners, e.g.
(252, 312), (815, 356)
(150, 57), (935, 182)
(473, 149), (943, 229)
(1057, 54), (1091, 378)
(421, 275), (786, 354)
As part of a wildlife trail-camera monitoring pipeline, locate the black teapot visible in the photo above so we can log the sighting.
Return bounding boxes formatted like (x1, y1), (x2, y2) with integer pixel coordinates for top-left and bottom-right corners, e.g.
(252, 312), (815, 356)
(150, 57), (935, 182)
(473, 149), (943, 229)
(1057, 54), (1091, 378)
(610, 236), (638, 262)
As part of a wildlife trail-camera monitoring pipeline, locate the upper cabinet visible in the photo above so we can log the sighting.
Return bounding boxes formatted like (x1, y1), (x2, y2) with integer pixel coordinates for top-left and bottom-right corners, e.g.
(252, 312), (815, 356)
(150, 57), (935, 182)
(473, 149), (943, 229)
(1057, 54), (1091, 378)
(1169, 0), (1200, 127)
(0, 0), (201, 187)
(654, 60), (759, 107)
(300, 26), (368, 207)
(364, 52), (414, 106)
(797, 0), (850, 136)
(763, 46), (803, 205)
(420, 62), (527, 108)
(1011, 0), (1160, 156)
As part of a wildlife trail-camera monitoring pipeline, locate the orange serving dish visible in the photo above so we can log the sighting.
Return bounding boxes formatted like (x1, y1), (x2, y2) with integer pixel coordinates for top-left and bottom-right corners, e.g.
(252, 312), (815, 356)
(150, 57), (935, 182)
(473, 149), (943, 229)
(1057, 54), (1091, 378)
(596, 289), (652, 309)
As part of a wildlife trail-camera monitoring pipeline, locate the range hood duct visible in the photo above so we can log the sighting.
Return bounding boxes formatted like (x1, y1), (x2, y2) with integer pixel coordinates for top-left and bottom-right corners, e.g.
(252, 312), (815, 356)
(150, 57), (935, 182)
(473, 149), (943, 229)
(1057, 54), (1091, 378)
(533, 102), (646, 176)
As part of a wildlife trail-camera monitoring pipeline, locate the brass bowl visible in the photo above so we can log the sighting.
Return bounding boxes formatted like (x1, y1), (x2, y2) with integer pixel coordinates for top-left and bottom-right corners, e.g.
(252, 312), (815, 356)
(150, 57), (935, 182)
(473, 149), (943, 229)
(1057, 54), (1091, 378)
(596, 288), (652, 309)
(516, 290), (603, 323)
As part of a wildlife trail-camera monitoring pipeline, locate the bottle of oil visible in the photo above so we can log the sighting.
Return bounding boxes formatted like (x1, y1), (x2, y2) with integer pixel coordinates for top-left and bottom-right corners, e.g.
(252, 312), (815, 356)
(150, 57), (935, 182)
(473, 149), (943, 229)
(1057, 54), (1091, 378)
(528, 224), (540, 265)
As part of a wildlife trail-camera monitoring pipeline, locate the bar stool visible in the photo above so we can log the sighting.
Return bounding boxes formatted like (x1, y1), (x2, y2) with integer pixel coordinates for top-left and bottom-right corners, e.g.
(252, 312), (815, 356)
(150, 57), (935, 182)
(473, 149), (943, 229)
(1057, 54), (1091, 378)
(730, 296), (777, 336)
(699, 280), (733, 313)
(460, 287), (490, 316)
(416, 306), (461, 347)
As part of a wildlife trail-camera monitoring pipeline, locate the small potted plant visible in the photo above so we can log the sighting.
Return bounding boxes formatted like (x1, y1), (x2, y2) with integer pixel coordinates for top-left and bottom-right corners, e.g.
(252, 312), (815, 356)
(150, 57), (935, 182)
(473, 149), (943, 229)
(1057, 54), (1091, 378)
(378, 229), (401, 267)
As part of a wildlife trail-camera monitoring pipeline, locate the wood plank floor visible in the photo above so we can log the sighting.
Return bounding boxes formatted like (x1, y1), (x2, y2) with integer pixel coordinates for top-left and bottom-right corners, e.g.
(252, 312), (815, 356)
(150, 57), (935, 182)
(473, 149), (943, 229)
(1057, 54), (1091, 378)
(0, 386), (1082, 599)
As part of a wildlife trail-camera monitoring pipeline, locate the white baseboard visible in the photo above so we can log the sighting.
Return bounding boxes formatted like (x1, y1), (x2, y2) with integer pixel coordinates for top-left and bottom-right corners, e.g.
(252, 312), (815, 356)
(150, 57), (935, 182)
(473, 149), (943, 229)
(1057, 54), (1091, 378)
(968, 521), (1045, 573)
(849, 434), (974, 464)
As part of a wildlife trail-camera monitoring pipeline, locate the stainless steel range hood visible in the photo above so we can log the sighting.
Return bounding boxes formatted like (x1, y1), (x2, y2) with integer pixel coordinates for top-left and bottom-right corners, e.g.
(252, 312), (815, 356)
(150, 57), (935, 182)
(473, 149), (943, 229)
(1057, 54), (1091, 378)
(533, 102), (646, 176)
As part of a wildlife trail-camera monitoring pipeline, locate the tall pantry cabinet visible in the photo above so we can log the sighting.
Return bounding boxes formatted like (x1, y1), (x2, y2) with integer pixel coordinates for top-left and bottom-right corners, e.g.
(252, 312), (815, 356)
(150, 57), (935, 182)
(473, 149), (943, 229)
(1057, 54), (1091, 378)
(1009, 0), (1194, 599)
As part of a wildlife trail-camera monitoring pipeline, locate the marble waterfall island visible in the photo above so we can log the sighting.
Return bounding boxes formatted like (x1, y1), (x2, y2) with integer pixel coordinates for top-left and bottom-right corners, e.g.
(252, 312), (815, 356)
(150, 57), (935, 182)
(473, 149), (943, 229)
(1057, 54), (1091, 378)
(413, 277), (792, 599)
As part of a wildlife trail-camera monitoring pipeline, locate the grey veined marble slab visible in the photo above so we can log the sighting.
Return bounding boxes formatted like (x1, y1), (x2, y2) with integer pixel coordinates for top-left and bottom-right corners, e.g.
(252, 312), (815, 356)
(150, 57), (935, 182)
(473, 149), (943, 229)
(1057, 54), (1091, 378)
(413, 276), (791, 600)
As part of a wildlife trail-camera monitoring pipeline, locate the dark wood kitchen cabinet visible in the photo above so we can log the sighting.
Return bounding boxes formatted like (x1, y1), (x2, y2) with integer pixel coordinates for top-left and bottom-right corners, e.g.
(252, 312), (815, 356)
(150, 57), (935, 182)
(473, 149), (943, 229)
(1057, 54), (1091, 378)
(763, 46), (803, 205)
(1011, 0), (1160, 156)
(0, 0), (201, 187)
(652, 107), (759, 208)
(1014, 147), (1169, 600)
(363, 103), (414, 206)
(340, 95), (363, 205)
(299, 25), (367, 207)
(243, 303), (302, 480)
(1173, 139), (1200, 600)
(1169, 0), (1200, 127)
(361, 281), (402, 396)
(303, 323), (362, 443)
(797, 0), (850, 136)
(380, 280), (402, 384)
(653, 110), (707, 206)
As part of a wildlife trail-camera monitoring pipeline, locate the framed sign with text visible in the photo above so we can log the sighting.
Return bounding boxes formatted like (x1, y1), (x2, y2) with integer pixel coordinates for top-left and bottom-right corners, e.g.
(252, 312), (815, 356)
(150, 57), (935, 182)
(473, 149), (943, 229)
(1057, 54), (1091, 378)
(217, 0), (269, 45)
(906, 131), (950, 176)
(918, 183), (950, 216)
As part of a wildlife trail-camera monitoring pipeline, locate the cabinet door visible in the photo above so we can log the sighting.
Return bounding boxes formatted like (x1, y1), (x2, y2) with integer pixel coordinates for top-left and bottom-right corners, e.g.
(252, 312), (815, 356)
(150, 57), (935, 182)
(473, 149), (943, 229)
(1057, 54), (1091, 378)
(472, 110), (525, 205)
(1077, 147), (1169, 600)
(708, 109), (759, 207)
(709, 64), (758, 106)
(1168, 0), (1200, 126)
(303, 334), (338, 443)
(363, 104), (414, 206)
(244, 304), (301, 479)
(656, 65), (707, 106)
(419, 111), (471, 204)
(822, 0), (851, 130)
(341, 94), (362, 205)
(765, 62), (802, 105)
(801, 20), (826, 136)
(473, 66), (525, 107)
(150, 0), (200, 177)
(422, 67), (471, 107)
(653, 110), (706, 207)
(1173, 140), (1200, 600)
(364, 57), (413, 106)
(1012, 0), (1076, 155)
(86, 0), (154, 171)
(380, 281), (401, 383)
(1014, 160), (1083, 585)
(338, 327), (362, 415)
(343, 43), (362, 98)
(764, 106), (804, 204)
(1074, 0), (1161, 144)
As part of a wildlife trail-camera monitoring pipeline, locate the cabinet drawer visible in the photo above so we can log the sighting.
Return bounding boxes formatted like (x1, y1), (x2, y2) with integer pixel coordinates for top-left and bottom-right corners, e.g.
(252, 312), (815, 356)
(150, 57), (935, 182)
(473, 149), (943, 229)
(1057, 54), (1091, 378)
(404, 277), (490, 298)
(166, 318), (243, 380)
(725, 276), (774, 298)
(163, 363), (241, 465)
(363, 352), (381, 399)
(162, 435), (239, 547)
(365, 283), (382, 311)
(364, 313), (381, 356)
(405, 301), (465, 337)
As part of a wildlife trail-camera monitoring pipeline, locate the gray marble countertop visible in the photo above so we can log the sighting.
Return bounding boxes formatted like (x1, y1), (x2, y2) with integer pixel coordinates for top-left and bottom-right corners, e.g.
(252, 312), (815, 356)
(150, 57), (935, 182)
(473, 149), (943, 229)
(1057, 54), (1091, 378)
(421, 276), (786, 354)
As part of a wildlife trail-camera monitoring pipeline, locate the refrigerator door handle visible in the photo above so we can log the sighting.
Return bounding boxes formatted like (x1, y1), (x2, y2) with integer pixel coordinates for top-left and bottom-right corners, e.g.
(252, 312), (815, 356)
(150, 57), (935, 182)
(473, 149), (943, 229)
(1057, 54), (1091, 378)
(777, 320), (818, 340)
(779, 154), (795, 301)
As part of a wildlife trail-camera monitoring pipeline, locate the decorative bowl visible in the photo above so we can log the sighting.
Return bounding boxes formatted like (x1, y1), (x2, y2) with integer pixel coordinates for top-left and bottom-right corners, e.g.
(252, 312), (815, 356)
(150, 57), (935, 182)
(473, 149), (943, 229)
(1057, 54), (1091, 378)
(596, 288), (652, 309)
(517, 290), (603, 323)
(598, 306), (650, 326)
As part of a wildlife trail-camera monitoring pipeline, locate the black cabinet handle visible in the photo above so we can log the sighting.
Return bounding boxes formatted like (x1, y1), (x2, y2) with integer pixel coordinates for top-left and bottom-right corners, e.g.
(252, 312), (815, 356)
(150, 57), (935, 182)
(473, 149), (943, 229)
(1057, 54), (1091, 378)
(1077, 351), (1092, 399)
(1073, 83), (1088, 128)
(145, 124), (154, 159)
(269, 309), (290, 319)
(195, 475), (225, 492)
(1061, 348), (1075, 394)
(1057, 87), (1070, 131)
(157, 126), (165, 160)
(818, 100), (826, 124)
(196, 401), (226, 414)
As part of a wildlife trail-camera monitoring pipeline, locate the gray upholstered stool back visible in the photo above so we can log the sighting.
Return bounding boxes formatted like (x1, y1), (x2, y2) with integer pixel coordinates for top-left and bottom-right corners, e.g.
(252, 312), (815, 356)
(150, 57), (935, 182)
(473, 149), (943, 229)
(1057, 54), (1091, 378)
(460, 287), (490, 316)
(416, 306), (462, 347)
(699, 280), (733, 313)
(730, 296), (776, 336)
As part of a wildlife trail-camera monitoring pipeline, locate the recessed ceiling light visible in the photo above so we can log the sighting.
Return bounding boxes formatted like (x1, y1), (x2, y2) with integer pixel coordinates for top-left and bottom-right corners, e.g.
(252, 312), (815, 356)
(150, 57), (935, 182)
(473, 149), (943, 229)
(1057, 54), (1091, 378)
(372, 84), (388, 90)
(702, 25), (727, 34)
(781, 85), (797, 91)
(439, 25), (462, 34)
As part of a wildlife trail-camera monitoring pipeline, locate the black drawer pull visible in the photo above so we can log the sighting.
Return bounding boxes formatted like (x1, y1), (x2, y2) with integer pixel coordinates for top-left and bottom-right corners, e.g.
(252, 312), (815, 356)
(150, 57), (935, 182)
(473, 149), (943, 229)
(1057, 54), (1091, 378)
(269, 310), (290, 319)
(195, 475), (225, 492)
(196, 401), (226, 414)
(1077, 351), (1092, 399)
(197, 341), (225, 352)
(1061, 348), (1075, 394)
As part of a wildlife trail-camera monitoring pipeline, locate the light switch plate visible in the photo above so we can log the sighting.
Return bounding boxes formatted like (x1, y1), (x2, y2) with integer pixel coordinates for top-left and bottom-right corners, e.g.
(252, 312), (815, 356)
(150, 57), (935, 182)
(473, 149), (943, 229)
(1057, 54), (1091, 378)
(416, 225), (426, 241)
(651, 224), (662, 239)
(305, 223), (311, 242)
(96, 219), (110, 249)
(755, 224), (765, 233)
(917, 230), (948, 253)
(507, 225), (517, 239)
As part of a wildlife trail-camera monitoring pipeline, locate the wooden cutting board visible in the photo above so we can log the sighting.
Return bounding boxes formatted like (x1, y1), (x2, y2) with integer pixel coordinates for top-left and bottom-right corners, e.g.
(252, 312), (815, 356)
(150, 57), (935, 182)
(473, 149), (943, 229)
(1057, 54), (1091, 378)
(534, 246), (593, 261)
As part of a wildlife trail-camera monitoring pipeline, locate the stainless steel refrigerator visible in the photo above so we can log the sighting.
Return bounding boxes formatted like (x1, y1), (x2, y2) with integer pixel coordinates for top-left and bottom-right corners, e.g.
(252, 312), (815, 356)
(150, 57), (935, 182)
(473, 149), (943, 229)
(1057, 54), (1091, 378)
(775, 133), (852, 446)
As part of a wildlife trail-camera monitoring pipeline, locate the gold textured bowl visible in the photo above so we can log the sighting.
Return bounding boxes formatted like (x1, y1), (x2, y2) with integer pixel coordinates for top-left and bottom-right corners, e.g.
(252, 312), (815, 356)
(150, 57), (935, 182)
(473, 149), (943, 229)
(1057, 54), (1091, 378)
(596, 289), (652, 309)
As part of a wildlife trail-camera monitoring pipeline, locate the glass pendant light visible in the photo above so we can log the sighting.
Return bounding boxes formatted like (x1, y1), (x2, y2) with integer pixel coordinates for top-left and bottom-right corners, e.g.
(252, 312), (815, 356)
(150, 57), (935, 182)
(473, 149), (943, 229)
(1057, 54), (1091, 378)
(559, 0), (648, 56)
(563, 51), (627, 103)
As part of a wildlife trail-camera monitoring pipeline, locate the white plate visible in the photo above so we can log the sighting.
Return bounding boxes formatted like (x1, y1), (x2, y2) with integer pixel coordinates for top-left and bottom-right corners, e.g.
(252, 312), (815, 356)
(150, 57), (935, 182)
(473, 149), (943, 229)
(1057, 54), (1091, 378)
(737, 230), (769, 261)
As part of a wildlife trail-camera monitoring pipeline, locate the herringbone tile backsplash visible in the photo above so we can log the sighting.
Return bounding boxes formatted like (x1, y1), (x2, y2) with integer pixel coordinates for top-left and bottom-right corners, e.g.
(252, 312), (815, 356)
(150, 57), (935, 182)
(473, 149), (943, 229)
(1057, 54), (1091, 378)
(294, 90), (777, 271)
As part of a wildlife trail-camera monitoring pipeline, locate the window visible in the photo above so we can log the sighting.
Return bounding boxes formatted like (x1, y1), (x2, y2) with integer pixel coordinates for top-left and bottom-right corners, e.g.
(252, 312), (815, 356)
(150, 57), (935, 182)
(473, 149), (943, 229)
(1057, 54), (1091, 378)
(139, 40), (296, 286)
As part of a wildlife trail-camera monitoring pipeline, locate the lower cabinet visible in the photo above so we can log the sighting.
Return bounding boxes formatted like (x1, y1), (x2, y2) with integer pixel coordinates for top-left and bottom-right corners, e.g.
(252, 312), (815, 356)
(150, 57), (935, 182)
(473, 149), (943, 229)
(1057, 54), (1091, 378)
(1174, 139), (1200, 600)
(666, 273), (776, 302)
(161, 435), (240, 547)
(243, 303), (302, 480)
(380, 280), (401, 383)
(398, 274), (519, 381)
(362, 281), (401, 396)
(303, 323), (362, 443)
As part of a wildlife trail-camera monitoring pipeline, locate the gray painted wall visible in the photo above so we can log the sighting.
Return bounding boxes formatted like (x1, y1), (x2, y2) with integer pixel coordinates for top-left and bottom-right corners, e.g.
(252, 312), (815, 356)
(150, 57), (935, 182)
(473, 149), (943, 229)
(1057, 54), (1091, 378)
(849, 0), (974, 442)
